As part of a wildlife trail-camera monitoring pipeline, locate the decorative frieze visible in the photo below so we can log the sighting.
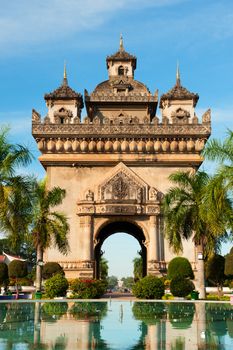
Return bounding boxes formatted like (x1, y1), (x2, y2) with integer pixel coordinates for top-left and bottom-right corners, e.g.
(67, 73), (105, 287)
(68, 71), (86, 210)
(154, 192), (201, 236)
(57, 260), (94, 270)
(35, 135), (207, 154)
(77, 203), (160, 216)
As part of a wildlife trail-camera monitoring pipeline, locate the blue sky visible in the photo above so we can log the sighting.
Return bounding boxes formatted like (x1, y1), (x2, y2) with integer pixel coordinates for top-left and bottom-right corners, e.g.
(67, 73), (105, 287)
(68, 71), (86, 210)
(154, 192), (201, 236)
(0, 0), (232, 278)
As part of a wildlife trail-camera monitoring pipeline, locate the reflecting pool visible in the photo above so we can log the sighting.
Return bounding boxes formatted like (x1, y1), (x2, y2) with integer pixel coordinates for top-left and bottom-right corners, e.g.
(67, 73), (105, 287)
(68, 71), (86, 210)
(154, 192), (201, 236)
(0, 301), (233, 349)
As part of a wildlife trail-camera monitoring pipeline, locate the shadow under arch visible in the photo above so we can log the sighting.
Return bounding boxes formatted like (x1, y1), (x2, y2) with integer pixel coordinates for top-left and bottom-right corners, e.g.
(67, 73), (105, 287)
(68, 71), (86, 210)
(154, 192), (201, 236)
(94, 220), (147, 279)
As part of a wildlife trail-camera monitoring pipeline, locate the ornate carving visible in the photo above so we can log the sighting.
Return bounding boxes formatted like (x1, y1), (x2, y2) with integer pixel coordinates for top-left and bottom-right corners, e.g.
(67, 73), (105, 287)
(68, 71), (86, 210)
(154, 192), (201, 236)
(85, 189), (94, 201)
(58, 260), (94, 270)
(171, 108), (190, 124)
(202, 108), (211, 123)
(146, 205), (160, 214)
(32, 122), (210, 138)
(98, 163), (149, 202)
(149, 187), (158, 201)
(32, 109), (41, 123)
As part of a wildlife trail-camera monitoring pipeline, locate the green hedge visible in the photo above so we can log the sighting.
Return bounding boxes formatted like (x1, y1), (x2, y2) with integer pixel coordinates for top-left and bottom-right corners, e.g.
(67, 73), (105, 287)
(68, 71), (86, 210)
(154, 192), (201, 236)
(170, 276), (194, 297)
(132, 276), (165, 299)
(44, 273), (69, 298)
(69, 279), (106, 299)
(168, 257), (194, 280)
(8, 260), (28, 279)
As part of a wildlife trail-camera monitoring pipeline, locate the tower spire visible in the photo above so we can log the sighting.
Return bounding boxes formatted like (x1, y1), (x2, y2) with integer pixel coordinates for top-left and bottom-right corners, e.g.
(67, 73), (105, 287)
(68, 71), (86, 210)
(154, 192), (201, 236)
(176, 61), (181, 86)
(63, 61), (68, 86)
(119, 33), (124, 51)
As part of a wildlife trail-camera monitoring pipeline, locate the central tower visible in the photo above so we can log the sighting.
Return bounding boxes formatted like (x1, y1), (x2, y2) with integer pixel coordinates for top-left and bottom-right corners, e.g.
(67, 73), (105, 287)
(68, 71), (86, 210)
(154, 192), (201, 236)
(32, 38), (211, 280)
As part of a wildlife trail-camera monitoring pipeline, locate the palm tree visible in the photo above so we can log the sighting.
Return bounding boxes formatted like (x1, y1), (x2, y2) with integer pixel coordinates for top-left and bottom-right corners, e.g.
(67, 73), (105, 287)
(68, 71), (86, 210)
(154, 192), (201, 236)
(32, 179), (70, 291)
(163, 170), (231, 298)
(203, 129), (233, 193)
(0, 126), (33, 251)
(99, 257), (108, 280)
(133, 254), (143, 281)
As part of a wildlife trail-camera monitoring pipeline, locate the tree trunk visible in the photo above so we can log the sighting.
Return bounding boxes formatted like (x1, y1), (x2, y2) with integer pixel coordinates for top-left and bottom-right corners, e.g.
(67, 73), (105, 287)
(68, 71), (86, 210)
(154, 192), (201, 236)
(35, 245), (43, 292)
(196, 244), (206, 299)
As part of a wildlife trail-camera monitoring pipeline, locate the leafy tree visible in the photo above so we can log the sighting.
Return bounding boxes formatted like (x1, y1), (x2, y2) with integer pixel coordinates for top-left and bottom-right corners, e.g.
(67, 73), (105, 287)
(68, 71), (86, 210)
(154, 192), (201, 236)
(133, 254), (143, 281)
(31, 179), (69, 291)
(8, 260), (28, 294)
(225, 248), (233, 277)
(168, 257), (194, 280)
(8, 260), (28, 279)
(42, 262), (64, 280)
(0, 262), (8, 288)
(121, 276), (134, 290)
(99, 257), (108, 280)
(206, 254), (225, 296)
(107, 275), (118, 290)
(163, 170), (231, 299)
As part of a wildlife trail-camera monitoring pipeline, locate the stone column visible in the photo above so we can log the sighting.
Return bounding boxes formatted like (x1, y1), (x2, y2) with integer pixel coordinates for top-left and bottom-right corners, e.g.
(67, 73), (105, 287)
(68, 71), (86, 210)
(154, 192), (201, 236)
(79, 215), (94, 278)
(147, 215), (159, 275)
(195, 244), (206, 299)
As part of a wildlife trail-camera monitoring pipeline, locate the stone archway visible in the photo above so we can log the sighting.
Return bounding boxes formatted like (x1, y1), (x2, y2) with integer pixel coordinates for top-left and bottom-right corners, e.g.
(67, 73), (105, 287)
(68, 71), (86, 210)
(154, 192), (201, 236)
(94, 220), (147, 279)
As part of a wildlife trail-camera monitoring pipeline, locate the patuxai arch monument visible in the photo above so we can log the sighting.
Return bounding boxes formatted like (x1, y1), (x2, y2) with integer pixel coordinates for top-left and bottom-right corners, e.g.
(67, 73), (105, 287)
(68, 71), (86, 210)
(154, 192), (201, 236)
(32, 38), (211, 288)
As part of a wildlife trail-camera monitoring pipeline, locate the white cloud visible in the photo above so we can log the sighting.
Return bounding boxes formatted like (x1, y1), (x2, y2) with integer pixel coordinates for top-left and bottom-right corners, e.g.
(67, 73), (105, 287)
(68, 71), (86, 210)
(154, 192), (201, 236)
(0, 0), (186, 54)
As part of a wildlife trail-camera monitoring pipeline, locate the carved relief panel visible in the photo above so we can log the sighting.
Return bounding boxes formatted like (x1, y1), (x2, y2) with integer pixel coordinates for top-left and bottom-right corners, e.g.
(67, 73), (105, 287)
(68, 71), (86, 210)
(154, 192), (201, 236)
(100, 171), (144, 203)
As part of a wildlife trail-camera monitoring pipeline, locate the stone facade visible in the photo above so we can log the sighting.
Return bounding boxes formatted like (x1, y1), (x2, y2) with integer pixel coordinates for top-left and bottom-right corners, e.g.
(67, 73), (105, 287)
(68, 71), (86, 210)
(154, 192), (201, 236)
(32, 38), (211, 279)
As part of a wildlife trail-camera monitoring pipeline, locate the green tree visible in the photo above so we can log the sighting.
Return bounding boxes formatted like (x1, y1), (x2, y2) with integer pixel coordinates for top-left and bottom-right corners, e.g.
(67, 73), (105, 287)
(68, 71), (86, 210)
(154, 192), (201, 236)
(31, 179), (69, 291)
(133, 254), (143, 281)
(225, 247), (233, 277)
(0, 262), (8, 289)
(99, 257), (108, 280)
(107, 275), (118, 290)
(8, 260), (28, 294)
(0, 126), (33, 252)
(206, 254), (225, 296)
(121, 276), (134, 290)
(163, 170), (230, 298)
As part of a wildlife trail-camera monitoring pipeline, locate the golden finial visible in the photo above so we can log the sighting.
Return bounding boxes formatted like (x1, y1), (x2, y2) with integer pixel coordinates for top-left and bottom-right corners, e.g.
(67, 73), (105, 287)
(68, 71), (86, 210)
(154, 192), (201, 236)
(63, 61), (68, 86)
(176, 61), (181, 86)
(120, 34), (124, 51)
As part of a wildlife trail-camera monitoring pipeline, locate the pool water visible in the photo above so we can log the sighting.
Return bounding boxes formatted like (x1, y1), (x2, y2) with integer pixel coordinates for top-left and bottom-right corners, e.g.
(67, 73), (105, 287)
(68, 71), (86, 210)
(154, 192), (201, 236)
(0, 301), (233, 349)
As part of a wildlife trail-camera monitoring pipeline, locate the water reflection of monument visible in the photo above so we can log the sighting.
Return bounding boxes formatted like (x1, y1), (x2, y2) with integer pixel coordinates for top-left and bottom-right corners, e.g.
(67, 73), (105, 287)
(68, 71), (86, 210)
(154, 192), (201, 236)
(39, 302), (108, 349)
(0, 302), (233, 349)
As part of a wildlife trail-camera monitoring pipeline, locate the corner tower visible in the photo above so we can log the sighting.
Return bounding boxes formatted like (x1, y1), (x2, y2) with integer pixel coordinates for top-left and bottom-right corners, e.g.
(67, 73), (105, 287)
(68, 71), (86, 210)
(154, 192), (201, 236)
(32, 42), (211, 280)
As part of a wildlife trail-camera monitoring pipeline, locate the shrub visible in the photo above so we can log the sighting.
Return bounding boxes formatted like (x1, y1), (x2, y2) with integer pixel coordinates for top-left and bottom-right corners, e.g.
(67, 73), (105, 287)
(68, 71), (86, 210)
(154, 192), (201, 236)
(132, 302), (166, 324)
(41, 302), (68, 322)
(42, 262), (64, 280)
(8, 260), (28, 280)
(132, 276), (165, 299)
(69, 279), (106, 299)
(168, 257), (194, 280)
(44, 273), (69, 298)
(0, 262), (8, 287)
(70, 302), (108, 319)
(170, 276), (194, 297)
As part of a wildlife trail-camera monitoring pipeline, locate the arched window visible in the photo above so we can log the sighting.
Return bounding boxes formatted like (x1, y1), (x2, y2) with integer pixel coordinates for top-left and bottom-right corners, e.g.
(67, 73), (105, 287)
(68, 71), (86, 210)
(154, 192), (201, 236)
(118, 66), (124, 76)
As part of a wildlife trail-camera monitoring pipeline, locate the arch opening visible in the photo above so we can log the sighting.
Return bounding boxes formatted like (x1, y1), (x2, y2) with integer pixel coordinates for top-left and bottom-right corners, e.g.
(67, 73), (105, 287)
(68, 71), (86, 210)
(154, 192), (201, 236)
(94, 220), (147, 279)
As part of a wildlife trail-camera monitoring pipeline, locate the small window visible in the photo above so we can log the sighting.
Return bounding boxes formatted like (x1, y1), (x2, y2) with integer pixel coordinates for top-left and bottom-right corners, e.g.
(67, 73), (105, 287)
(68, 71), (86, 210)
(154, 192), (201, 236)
(118, 66), (124, 75)
(60, 117), (64, 124)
